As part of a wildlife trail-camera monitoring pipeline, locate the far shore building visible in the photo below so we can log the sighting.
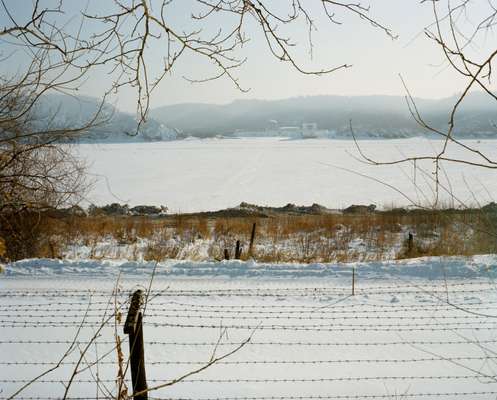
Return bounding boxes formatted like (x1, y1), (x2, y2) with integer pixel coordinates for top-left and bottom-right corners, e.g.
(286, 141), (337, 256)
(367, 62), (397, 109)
(233, 121), (333, 139)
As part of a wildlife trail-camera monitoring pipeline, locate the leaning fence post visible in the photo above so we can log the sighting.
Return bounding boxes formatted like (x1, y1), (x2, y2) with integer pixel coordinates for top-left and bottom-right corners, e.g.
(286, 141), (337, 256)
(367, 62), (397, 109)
(248, 222), (256, 257)
(124, 290), (148, 400)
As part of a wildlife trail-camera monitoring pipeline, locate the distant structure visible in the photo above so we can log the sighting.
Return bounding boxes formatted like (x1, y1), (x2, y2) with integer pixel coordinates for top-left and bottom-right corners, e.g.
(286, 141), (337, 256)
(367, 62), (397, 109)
(279, 126), (301, 137)
(302, 122), (318, 138)
(268, 120), (279, 130)
(233, 121), (333, 139)
(277, 123), (318, 138)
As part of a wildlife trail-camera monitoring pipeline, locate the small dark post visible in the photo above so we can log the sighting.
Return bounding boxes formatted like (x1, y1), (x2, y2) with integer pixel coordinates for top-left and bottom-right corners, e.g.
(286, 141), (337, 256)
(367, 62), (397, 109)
(248, 222), (256, 257)
(352, 267), (355, 296)
(124, 290), (148, 400)
(235, 240), (242, 259)
(224, 248), (230, 260)
(407, 232), (414, 255)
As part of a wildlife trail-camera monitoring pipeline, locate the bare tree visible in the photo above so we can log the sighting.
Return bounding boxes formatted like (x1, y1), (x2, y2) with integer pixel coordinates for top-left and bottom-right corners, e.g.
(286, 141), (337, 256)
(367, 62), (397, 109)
(2, 1), (494, 208)
(0, 10), (108, 258)
(2, 2), (497, 398)
(0, 0), (395, 125)
(0, 0), (395, 258)
(351, 0), (497, 207)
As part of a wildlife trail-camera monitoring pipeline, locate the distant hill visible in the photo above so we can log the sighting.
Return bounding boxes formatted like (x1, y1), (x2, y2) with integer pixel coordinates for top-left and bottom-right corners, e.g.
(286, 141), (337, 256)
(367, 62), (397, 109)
(33, 94), (177, 142)
(150, 93), (497, 138)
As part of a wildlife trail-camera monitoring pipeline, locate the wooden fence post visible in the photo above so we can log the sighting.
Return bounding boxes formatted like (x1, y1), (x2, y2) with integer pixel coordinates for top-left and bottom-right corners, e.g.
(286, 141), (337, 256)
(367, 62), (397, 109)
(248, 222), (256, 257)
(235, 240), (242, 259)
(124, 290), (148, 400)
(407, 232), (414, 255)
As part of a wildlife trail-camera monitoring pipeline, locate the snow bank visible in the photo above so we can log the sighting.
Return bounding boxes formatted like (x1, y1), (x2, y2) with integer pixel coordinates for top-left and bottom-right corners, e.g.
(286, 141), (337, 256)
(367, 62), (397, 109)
(4, 255), (497, 280)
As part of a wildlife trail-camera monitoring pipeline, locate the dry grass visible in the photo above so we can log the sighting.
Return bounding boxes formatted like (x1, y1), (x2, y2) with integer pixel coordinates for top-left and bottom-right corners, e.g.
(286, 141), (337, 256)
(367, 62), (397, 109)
(4, 208), (497, 262)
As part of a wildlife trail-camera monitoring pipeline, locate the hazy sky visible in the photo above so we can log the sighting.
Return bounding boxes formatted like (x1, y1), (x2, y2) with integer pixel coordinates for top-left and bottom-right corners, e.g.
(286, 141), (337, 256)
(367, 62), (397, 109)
(3, 1), (496, 112)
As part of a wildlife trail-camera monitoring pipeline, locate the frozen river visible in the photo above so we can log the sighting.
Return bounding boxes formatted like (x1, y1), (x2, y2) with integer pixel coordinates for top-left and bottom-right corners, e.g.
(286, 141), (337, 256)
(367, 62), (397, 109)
(77, 137), (497, 212)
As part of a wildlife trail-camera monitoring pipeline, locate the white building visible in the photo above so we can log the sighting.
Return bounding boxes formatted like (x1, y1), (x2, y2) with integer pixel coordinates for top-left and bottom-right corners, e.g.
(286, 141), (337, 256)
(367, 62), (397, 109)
(302, 122), (318, 138)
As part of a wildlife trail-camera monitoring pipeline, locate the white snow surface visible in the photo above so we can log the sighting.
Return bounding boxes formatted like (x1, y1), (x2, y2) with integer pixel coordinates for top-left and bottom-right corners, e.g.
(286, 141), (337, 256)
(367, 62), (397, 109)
(3, 256), (497, 398)
(77, 138), (497, 212)
(4, 254), (497, 279)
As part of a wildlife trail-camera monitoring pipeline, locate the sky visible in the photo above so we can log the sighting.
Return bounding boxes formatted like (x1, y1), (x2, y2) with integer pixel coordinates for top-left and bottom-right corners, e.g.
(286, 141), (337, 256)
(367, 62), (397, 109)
(2, 0), (496, 112)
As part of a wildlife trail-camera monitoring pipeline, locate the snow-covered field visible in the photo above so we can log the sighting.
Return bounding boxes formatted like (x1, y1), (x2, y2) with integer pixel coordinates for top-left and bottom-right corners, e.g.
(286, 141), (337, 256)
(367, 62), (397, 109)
(3, 256), (497, 399)
(78, 138), (497, 212)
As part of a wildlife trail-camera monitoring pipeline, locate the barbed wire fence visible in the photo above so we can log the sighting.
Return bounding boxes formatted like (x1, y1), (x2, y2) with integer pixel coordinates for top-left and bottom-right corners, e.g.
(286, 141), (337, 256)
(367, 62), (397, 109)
(2, 277), (497, 399)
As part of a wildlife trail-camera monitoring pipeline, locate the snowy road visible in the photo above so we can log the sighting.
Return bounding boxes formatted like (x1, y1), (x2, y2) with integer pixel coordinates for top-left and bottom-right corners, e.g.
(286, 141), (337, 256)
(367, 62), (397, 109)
(2, 257), (497, 399)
